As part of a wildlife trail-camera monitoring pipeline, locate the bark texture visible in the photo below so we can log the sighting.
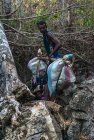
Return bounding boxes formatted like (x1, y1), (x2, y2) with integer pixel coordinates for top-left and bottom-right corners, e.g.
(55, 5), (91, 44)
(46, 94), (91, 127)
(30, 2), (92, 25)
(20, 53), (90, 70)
(2, 0), (11, 15)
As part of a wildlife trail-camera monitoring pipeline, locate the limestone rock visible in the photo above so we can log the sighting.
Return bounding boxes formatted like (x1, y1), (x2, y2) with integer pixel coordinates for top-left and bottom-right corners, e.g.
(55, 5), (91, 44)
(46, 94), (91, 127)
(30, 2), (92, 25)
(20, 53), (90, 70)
(67, 78), (94, 140)
(0, 23), (34, 100)
(4, 101), (63, 140)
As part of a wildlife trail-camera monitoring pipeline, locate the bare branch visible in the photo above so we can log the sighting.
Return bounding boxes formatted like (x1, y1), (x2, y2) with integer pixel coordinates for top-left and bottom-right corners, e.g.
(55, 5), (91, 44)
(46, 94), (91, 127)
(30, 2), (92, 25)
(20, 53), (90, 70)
(1, 3), (94, 21)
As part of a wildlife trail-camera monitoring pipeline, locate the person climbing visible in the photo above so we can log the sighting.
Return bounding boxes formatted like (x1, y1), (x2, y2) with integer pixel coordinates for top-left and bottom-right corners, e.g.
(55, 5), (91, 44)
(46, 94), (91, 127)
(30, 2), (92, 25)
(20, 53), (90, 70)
(37, 21), (62, 60)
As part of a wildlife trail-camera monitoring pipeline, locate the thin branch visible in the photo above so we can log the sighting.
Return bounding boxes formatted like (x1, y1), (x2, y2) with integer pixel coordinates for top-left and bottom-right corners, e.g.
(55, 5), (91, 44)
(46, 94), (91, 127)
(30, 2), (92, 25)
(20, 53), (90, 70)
(1, 3), (94, 21)
(3, 23), (40, 39)
(9, 41), (33, 47)
(60, 47), (93, 66)
(5, 24), (94, 37)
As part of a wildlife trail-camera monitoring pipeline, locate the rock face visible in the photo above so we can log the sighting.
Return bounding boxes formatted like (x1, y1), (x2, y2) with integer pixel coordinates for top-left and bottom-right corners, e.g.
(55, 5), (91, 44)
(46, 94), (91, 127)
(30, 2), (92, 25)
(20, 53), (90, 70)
(0, 23), (34, 100)
(66, 78), (94, 140)
(0, 22), (35, 138)
(4, 101), (63, 140)
(0, 22), (94, 140)
(51, 77), (94, 140)
(0, 23), (64, 140)
(3, 79), (94, 140)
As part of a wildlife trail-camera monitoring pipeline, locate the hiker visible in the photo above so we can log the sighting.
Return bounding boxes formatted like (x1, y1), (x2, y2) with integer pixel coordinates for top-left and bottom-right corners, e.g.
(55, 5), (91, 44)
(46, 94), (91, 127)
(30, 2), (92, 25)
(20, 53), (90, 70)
(37, 21), (62, 60)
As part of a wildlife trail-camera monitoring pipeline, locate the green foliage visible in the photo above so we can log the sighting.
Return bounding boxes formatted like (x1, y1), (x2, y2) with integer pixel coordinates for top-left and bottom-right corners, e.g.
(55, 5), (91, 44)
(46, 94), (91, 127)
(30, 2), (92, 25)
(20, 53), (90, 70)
(74, 0), (94, 27)
(1, 0), (94, 32)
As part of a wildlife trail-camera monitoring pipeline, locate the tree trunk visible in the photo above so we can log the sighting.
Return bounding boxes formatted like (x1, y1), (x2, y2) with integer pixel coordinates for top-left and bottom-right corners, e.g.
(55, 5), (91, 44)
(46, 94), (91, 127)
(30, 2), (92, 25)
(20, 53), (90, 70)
(0, 1), (2, 15)
(2, 0), (11, 15)
(0, 23), (34, 100)
(60, 0), (73, 28)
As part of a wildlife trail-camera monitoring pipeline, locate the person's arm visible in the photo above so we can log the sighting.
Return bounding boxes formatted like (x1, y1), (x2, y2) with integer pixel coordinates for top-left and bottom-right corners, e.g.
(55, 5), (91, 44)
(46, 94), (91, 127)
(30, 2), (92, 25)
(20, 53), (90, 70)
(48, 32), (61, 57)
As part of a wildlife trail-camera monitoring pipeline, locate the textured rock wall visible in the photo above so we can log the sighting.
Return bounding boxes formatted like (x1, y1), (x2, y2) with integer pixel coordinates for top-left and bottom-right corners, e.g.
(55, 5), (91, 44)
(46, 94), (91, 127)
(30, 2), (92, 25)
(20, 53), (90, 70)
(0, 23), (64, 140)
(4, 101), (63, 140)
(0, 22), (94, 140)
(63, 78), (94, 140)
(0, 23), (34, 100)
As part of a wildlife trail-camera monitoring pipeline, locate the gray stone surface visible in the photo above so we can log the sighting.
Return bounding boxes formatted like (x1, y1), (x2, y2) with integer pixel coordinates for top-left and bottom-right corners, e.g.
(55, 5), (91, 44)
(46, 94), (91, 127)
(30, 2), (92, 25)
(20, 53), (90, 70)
(0, 23), (34, 100)
(67, 78), (94, 140)
(0, 22), (94, 140)
(4, 101), (63, 140)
